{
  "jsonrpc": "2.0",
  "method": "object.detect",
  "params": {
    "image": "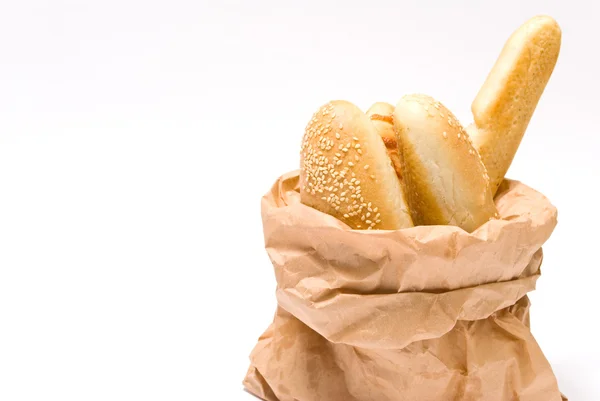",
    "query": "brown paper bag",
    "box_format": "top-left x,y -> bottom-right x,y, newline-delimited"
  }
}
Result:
243,170 -> 567,401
